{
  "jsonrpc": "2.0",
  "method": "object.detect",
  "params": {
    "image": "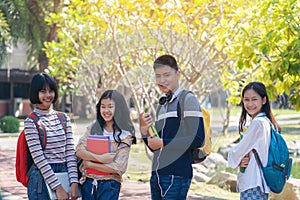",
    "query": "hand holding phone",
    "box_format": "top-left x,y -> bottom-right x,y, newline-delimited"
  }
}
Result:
143,105 -> 159,138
